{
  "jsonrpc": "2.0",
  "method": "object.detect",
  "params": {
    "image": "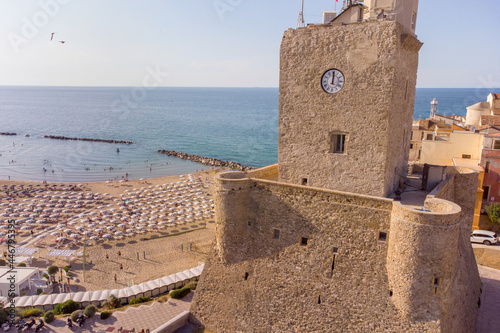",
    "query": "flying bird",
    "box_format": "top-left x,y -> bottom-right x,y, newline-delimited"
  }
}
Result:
59,41 -> 65,44
50,32 -> 55,41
